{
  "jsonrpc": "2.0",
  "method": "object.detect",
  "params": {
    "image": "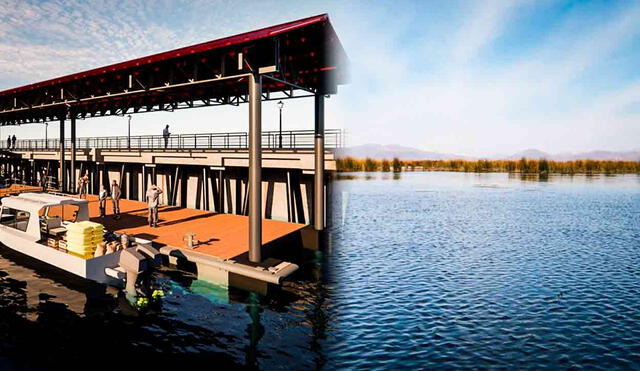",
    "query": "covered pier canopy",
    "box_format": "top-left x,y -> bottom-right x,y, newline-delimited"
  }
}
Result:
0,14 -> 346,264
0,13 -> 347,125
